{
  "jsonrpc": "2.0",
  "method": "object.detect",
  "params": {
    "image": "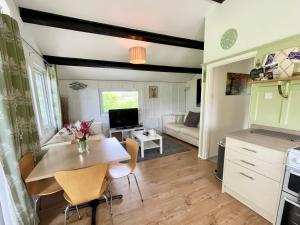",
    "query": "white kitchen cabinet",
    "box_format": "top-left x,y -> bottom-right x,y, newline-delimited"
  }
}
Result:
223,137 -> 286,224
